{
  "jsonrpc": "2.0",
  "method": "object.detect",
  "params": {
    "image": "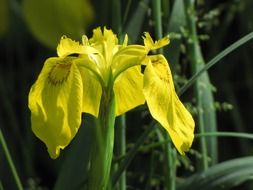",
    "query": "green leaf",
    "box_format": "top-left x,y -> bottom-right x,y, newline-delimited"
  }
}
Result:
53,115 -> 94,190
22,0 -> 94,49
177,156 -> 253,190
